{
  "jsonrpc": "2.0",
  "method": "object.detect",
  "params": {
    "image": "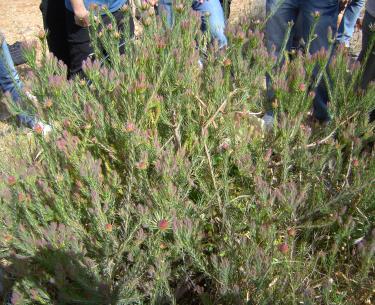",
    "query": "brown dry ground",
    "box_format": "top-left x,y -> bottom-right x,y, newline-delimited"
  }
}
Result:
0,0 -> 43,44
